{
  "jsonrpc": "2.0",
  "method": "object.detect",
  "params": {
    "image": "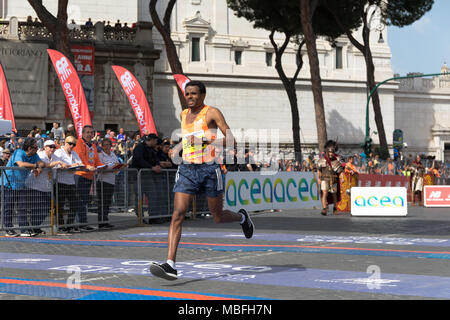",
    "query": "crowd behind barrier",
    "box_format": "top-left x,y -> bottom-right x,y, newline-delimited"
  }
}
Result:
219,149 -> 450,182
1,123 -> 449,236
0,124 -> 184,237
